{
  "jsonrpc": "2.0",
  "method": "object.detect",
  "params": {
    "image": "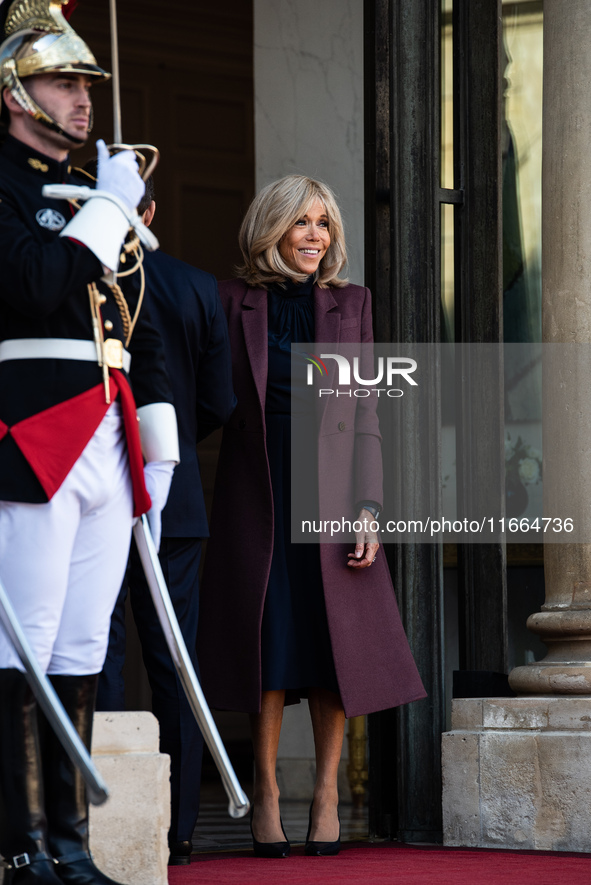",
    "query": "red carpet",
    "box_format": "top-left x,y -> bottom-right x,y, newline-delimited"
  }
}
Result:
168,841 -> 591,884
